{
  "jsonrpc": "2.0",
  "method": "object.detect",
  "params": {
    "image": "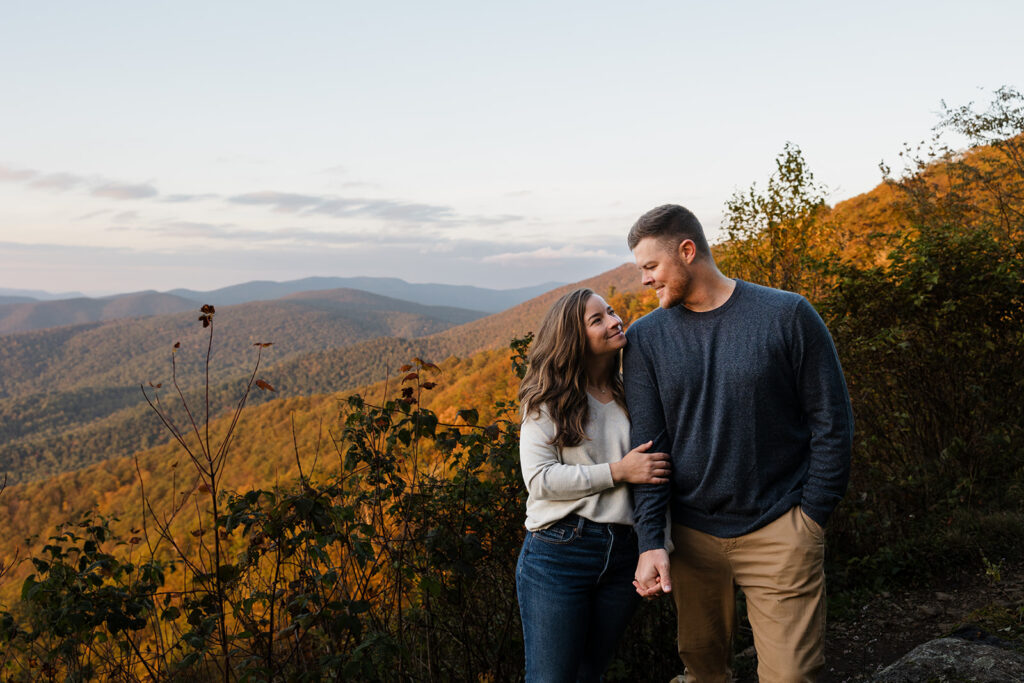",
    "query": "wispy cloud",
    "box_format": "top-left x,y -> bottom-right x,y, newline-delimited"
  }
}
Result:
318,166 -> 383,190
481,245 -> 616,265
228,191 -> 462,224
150,220 -> 238,238
0,164 -> 37,182
148,220 -> 408,247
92,183 -> 158,200
3,160 -> 523,230
314,197 -> 456,222
229,190 -> 525,227
30,172 -> 87,192
472,213 -> 523,226
126,217 -> 542,257
76,209 -> 110,221
229,191 -> 323,212
161,193 -> 220,203
158,224 -> 392,248
2,162 -> 154,199
268,227 -> 383,245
